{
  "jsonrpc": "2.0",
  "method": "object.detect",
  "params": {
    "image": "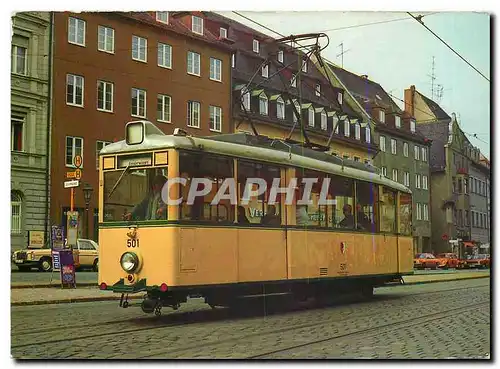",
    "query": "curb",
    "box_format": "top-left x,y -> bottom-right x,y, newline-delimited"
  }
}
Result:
11,274 -> 489,307
11,283 -> 97,289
